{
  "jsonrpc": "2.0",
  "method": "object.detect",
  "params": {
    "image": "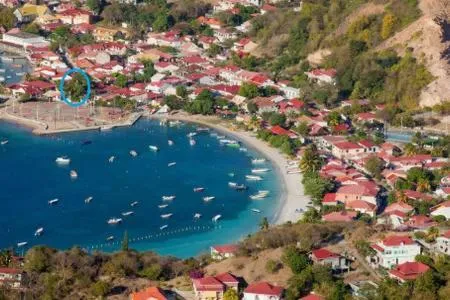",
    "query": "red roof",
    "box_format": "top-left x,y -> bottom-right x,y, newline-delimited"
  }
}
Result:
300,294 -> 324,300
442,230 -> 450,239
131,287 -> 167,300
270,125 -> 296,138
322,193 -> 337,203
211,244 -> 238,254
389,262 -> 429,281
311,248 -> 339,260
309,68 -> 337,77
244,282 -> 284,296
346,200 -> 376,211
0,268 -> 21,275
334,141 -> 361,150
322,211 -> 357,222
385,202 -> 414,214
403,190 -> 433,201
337,185 -> 376,197
382,235 -> 414,246
214,272 -> 239,284
193,276 -> 224,292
